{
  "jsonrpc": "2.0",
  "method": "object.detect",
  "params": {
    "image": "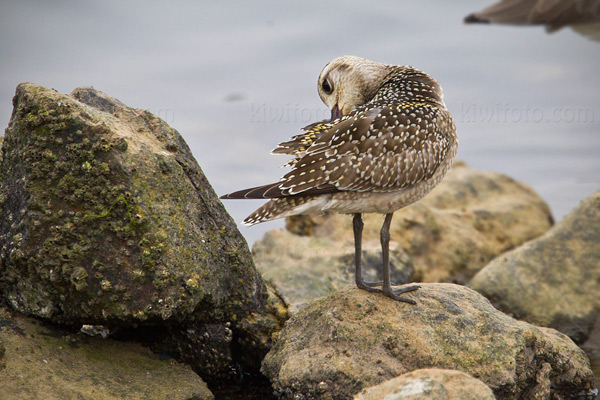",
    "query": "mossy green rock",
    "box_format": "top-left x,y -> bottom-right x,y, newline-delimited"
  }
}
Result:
0,83 -> 266,326
261,284 -> 596,399
0,307 -> 213,400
